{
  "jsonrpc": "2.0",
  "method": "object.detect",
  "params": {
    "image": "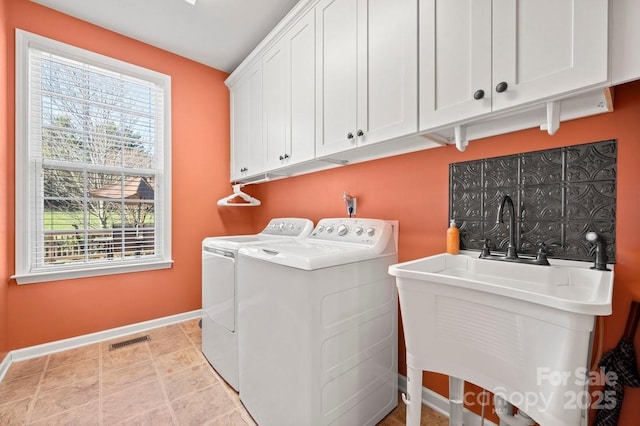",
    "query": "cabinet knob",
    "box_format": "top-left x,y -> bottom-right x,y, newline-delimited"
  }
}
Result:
279,154 -> 289,160
473,89 -> 485,100
347,132 -> 354,139
240,167 -> 247,173
495,81 -> 508,93
279,155 -> 284,160
284,153 -> 289,159
357,129 -> 364,137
